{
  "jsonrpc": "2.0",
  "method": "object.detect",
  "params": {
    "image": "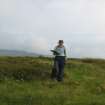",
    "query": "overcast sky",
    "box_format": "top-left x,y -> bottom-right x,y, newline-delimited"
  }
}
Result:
0,0 -> 105,58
